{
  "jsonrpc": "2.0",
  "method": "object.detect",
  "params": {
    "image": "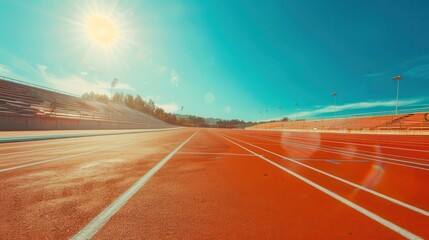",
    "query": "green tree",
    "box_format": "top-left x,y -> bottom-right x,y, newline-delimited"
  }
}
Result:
146,99 -> 156,114
112,92 -> 125,103
124,94 -> 134,107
